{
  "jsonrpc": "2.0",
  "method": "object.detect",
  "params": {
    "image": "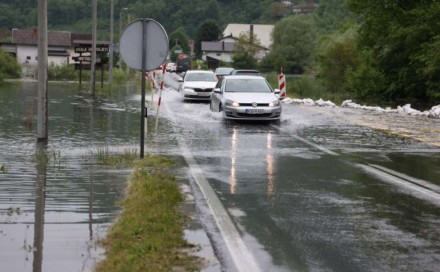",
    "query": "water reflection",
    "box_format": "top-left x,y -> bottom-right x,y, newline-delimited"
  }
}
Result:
228,127 -> 277,199
33,143 -> 47,272
0,82 -> 138,272
230,127 -> 237,194
266,132 -> 276,205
